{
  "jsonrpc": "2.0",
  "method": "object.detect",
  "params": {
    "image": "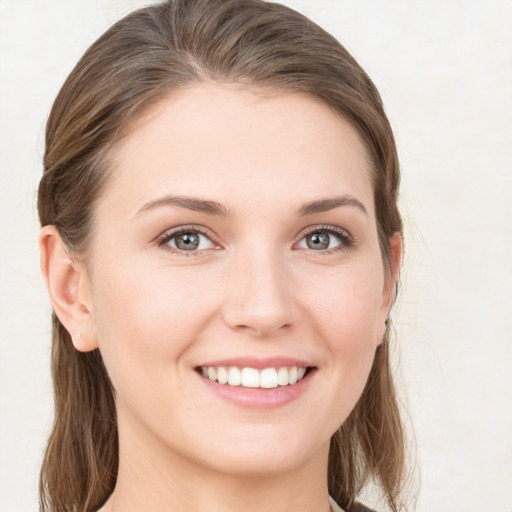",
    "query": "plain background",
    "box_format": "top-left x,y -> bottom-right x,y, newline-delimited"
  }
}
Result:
0,1 -> 511,510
